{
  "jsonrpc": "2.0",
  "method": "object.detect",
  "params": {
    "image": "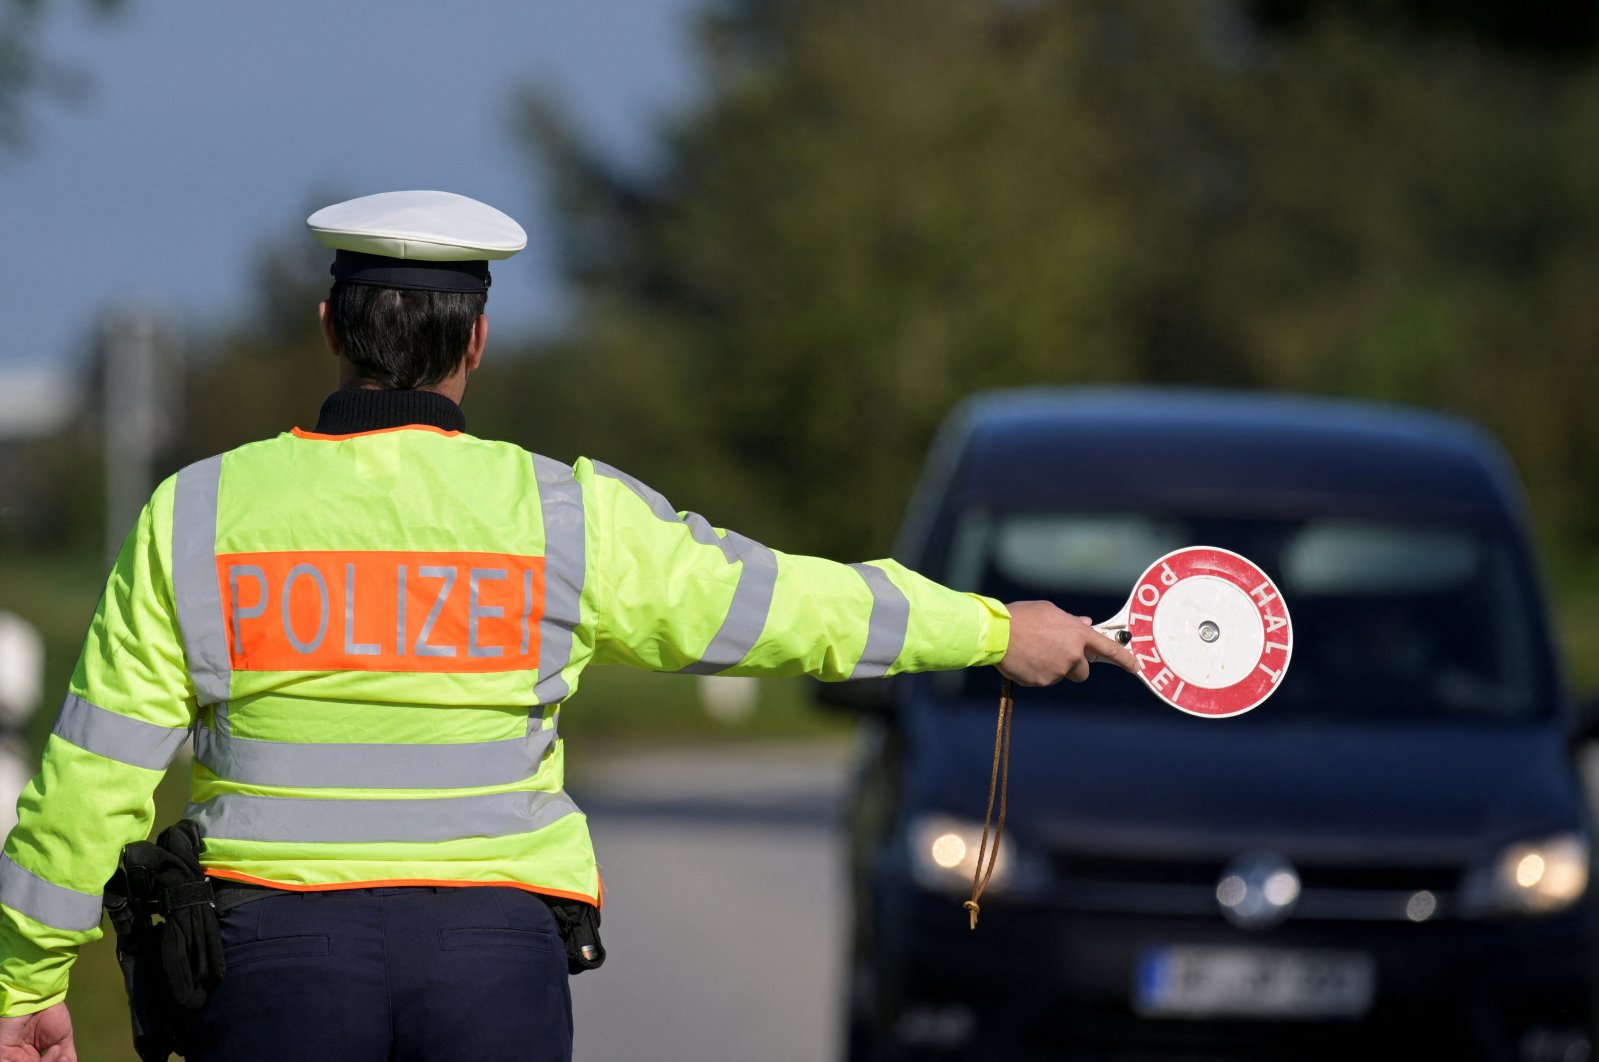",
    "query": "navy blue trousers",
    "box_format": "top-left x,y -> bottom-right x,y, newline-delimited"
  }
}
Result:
184,885 -> 573,1062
